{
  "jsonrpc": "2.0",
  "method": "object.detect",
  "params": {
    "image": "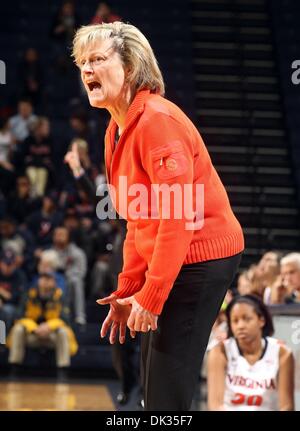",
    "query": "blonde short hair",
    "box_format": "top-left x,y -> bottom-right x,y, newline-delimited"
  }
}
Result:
40,249 -> 60,270
281,252 -> 300,270
72,22 -> 165,96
